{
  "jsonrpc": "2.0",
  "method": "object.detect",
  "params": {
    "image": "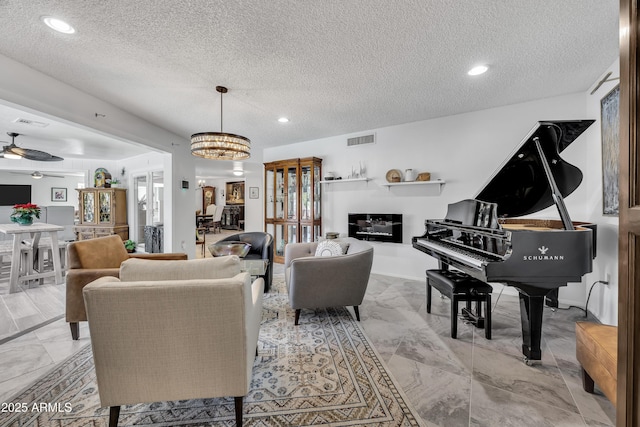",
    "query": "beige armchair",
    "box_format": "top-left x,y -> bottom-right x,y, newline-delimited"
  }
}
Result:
83,256 -> 264,427
66,235 -> 187,340
285,238 -> 373,325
